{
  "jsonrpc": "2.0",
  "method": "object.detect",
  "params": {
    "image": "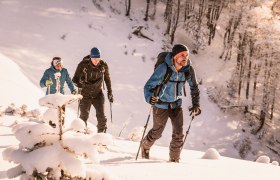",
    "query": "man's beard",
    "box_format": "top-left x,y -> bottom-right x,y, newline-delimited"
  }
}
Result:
179,59 -> 188,66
